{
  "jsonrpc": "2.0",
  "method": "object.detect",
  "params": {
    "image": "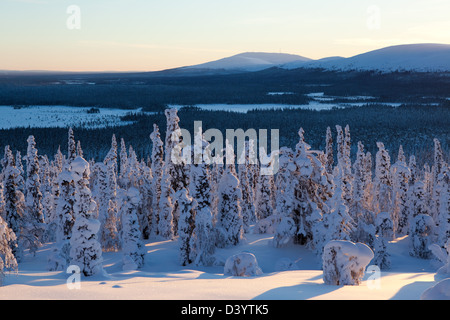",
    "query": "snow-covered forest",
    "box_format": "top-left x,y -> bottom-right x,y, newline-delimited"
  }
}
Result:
0,108 -> 448,297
